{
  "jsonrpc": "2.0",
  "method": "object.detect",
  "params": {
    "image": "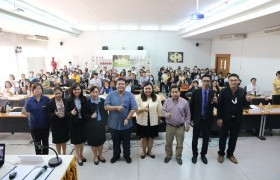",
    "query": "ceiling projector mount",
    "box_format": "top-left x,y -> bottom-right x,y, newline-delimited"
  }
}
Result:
191,0 -> 204,20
